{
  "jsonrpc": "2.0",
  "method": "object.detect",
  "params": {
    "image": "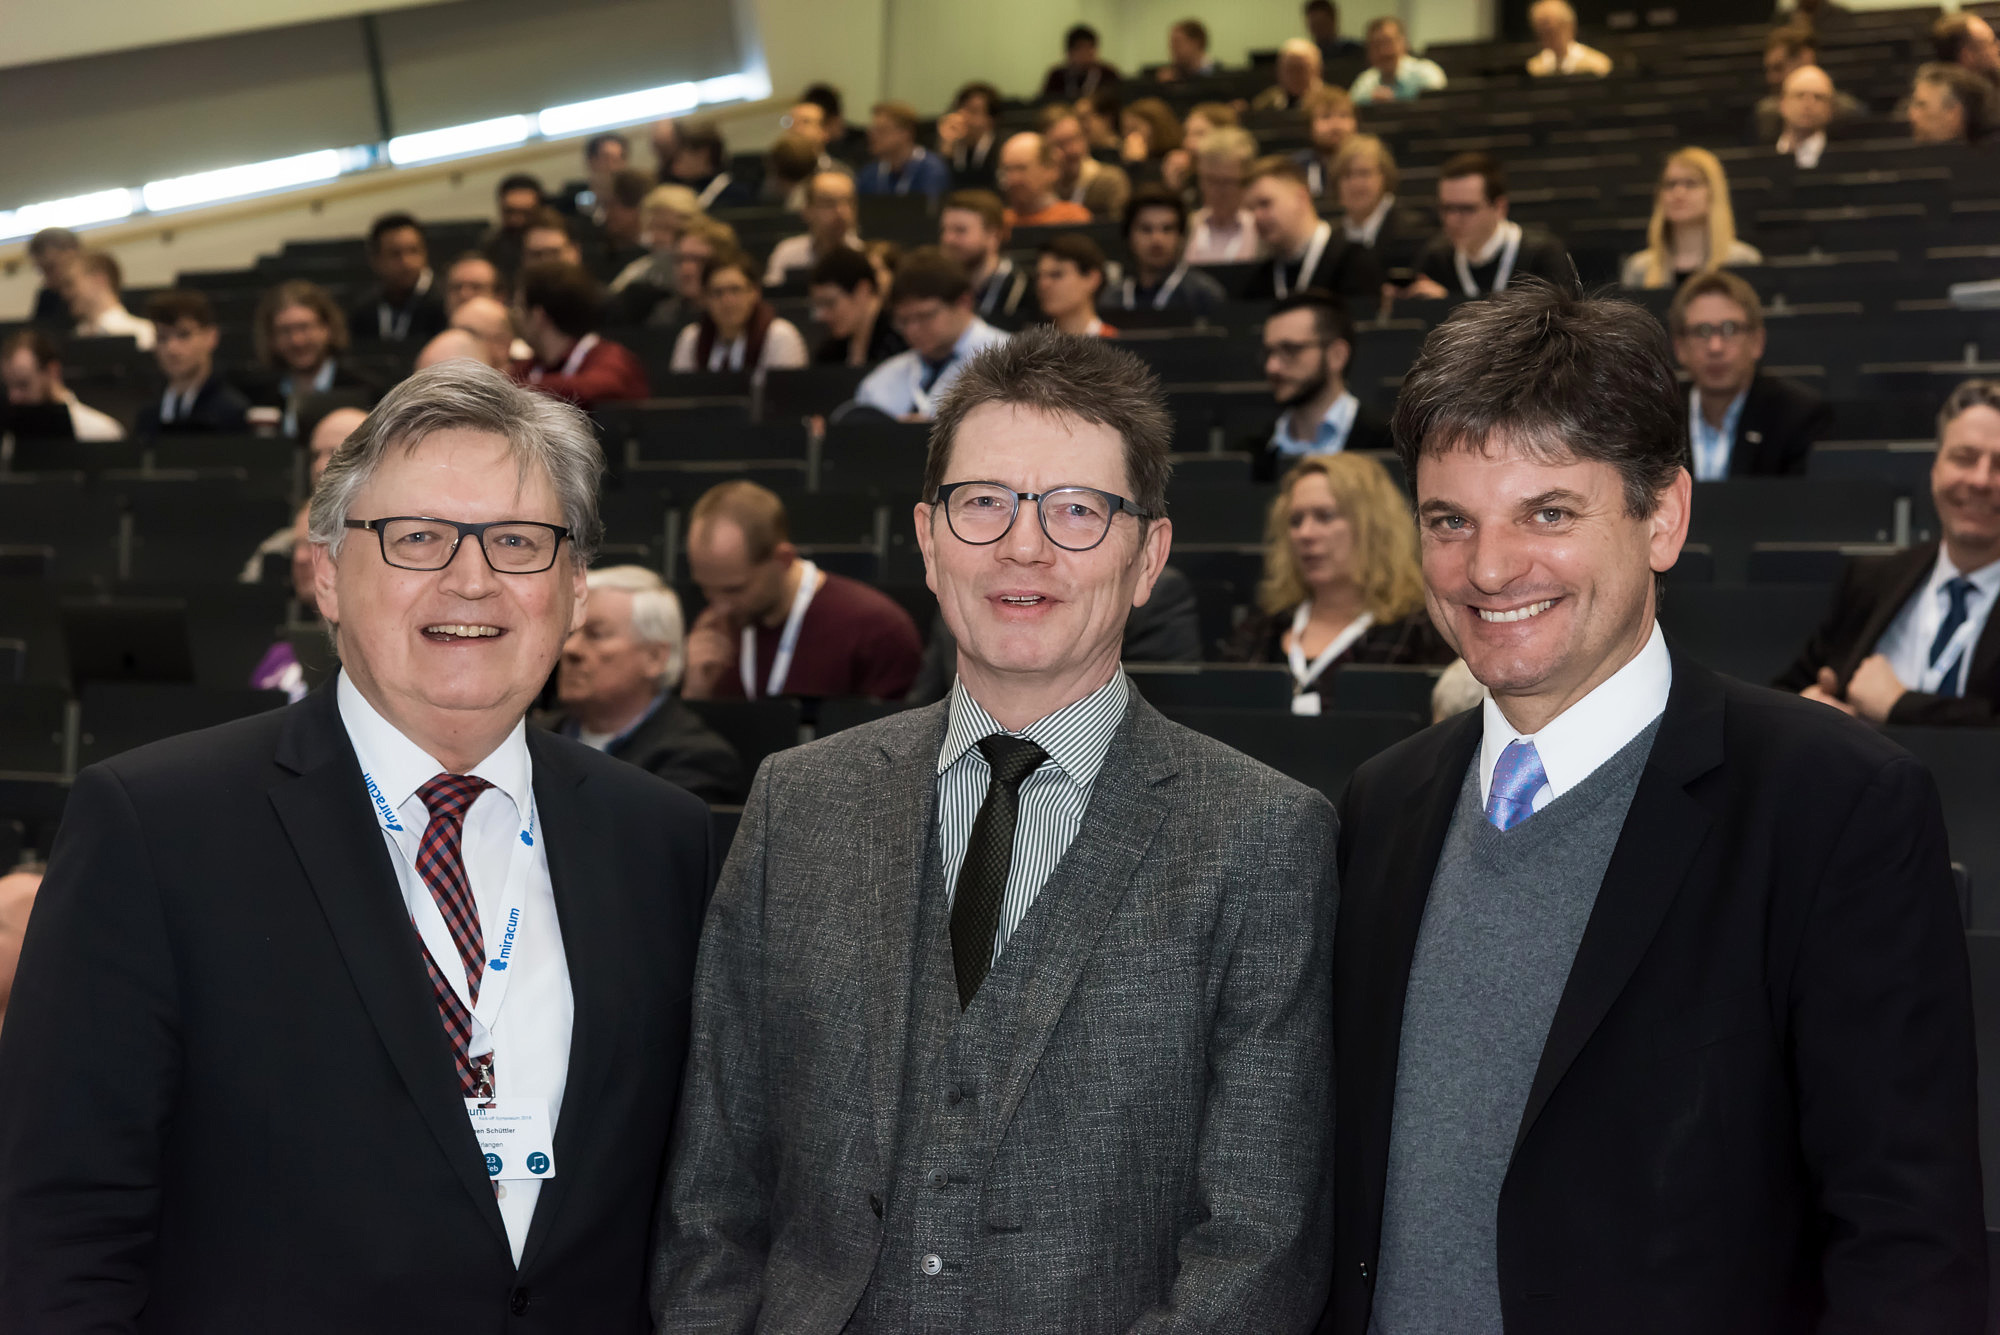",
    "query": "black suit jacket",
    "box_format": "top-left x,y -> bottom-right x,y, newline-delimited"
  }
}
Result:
539,695 -> 745,804
1775,541 -> 2000,724
1326,651 -> 1984,1334
345,284 -> 449,345
0,687 -> 713,1332
1413,225 -> 1574,295
1726,373 -> 1831,477
1240,229 -> 1383,303
133,374 -> 252,440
